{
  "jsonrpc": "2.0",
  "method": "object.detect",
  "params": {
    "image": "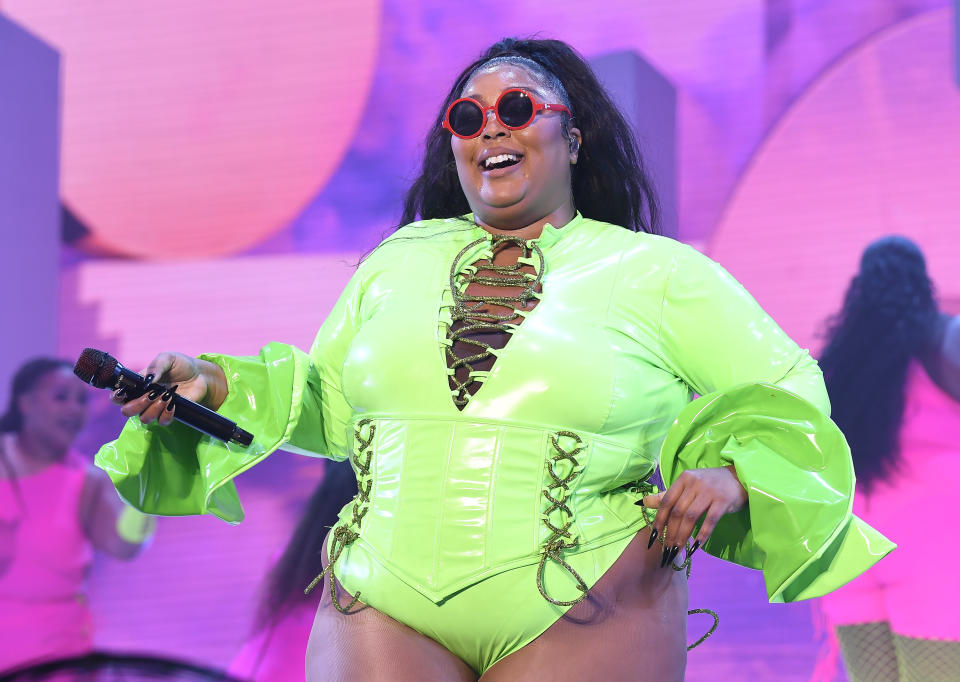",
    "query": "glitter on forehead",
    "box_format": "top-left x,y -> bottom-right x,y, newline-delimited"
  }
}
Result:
463,56 -> 573,114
